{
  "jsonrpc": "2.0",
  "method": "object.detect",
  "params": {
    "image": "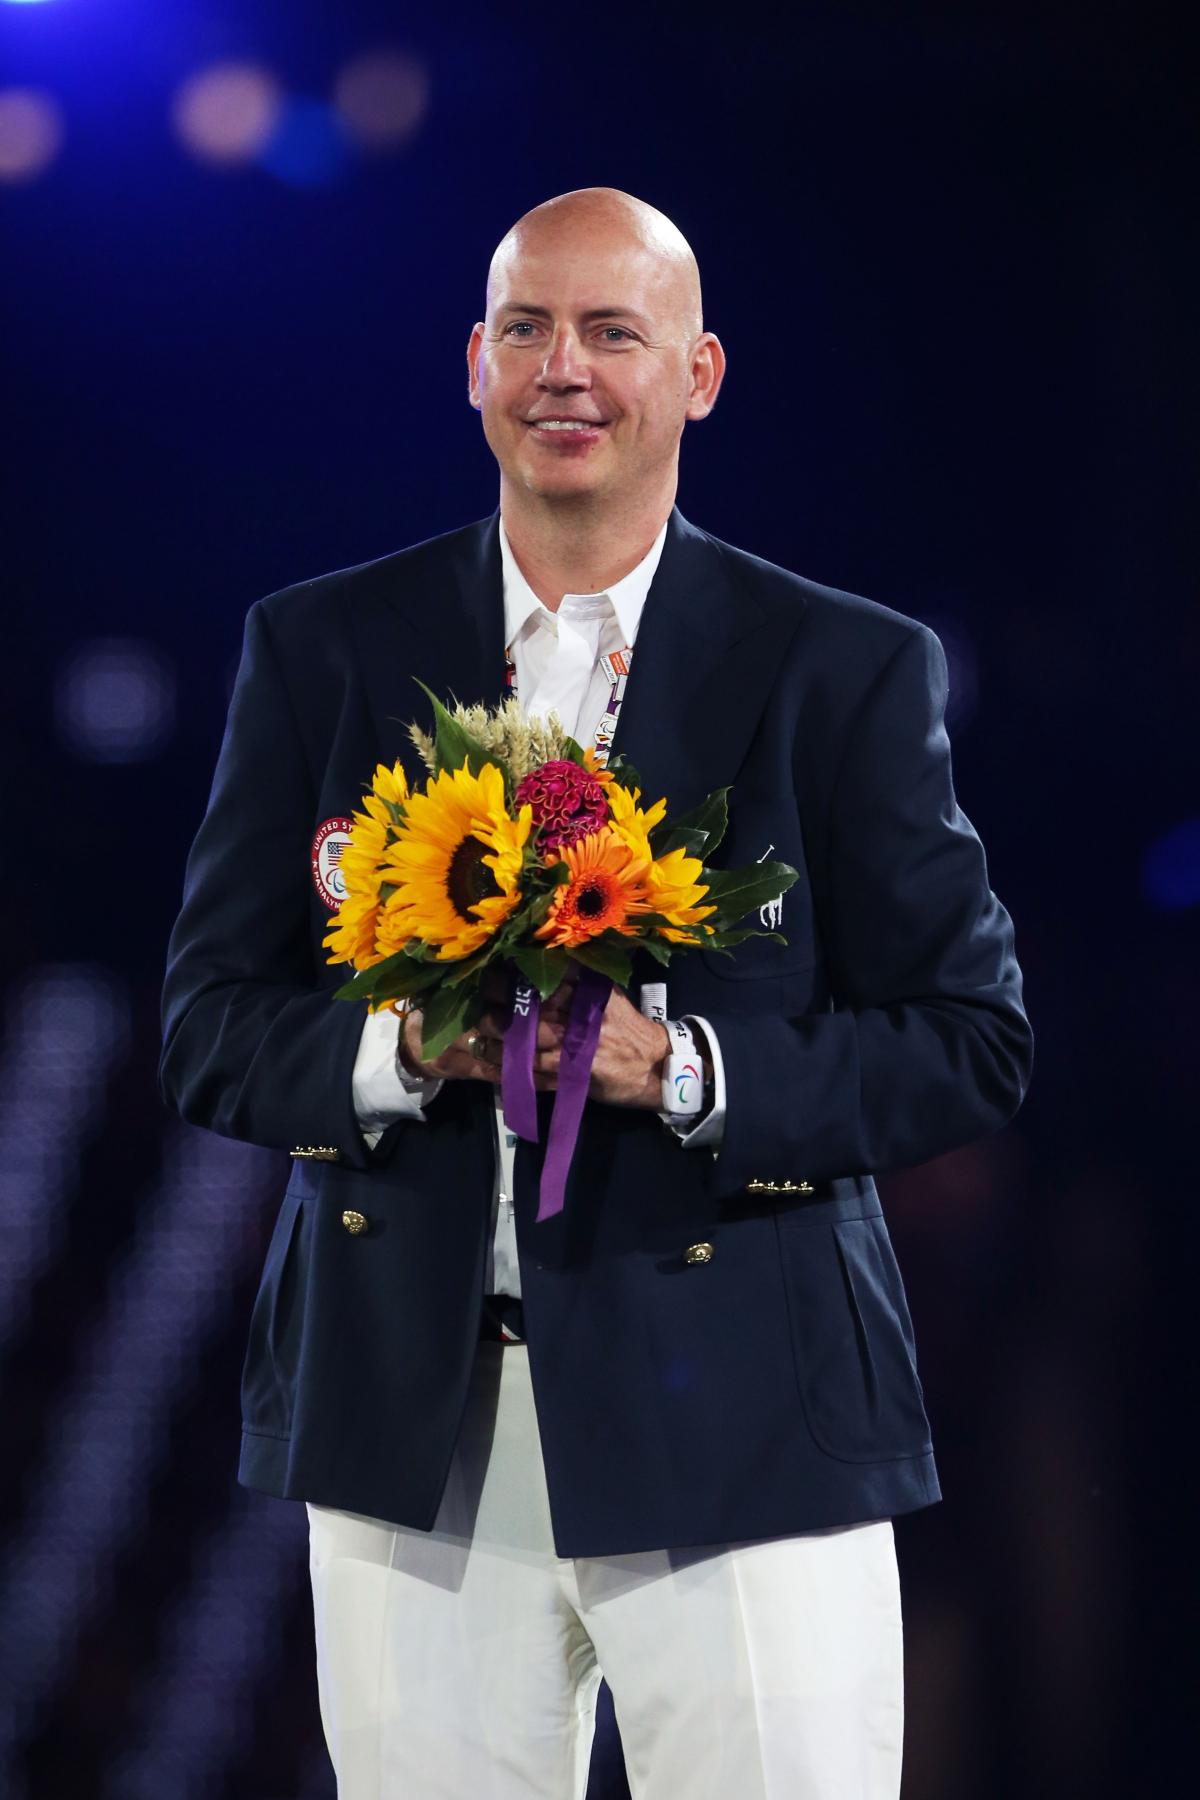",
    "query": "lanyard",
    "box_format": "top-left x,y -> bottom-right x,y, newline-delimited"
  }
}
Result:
504,641 -> 633,770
